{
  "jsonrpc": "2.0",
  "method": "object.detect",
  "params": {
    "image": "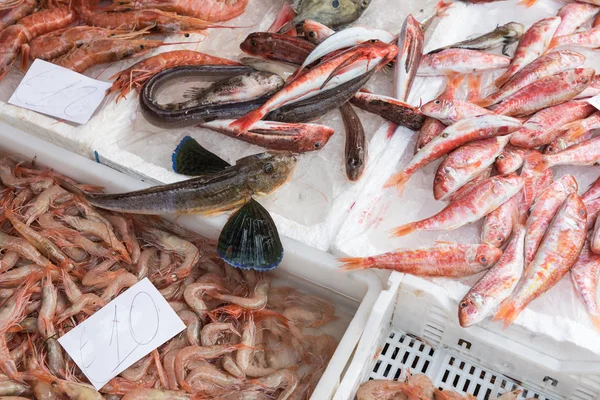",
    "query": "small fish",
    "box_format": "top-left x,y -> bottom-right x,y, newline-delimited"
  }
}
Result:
495,193 -> 587,328
448,166 -> 492,203
231,40 -> 397,132
482,194 -> 519,248
493,68 -> 594,117
527,136 -> 600,172
428,22 -> 524,56
290,0 -> 371,30
392,175 -> 524,237
240,32 -> 315,65
559,111 -> 600,141
418,49 -> 510,76
509,100 -> 596,148
544,127 -> 594,154
60,151 -> 297,216
199,119 -> 334,152
550,25 -> 600,50
385,114 -> 522,192
518,151 -> 554,216
395,15 -> 424,102
575,74 -> 600,99
571,239 -> 600,331
434,136 -> 510,201
339,242 -> 502,277
494,17 -> 561,88
524,175 -> 578,265
477,50 -> 586,108
495,144 -> 528,174
340,103 -> 366,181
459,225 -> 525,327
349,92 -> 426,130
554,2 -> 599,37
301,19 -> 335,44
420,99 -> 493,125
